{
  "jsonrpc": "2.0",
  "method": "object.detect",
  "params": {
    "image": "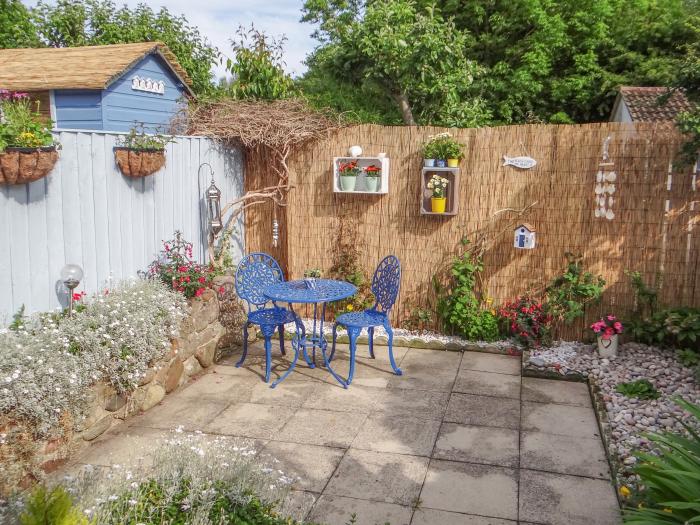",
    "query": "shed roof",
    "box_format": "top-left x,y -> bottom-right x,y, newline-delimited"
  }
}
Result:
516,223 -> 535,232
0,42 -> 194,95
612,86 -> 693,122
